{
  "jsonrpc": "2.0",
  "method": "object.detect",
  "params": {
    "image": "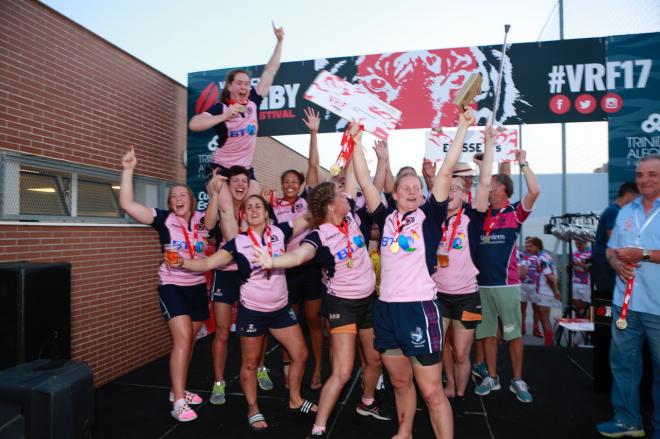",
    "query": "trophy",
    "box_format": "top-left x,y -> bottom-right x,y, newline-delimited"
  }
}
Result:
453,72 -> 483,111
330,122 -> 364,176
